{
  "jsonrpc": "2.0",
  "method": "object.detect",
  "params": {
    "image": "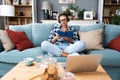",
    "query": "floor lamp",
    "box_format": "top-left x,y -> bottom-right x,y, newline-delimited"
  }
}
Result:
0,5 -> 15,29
41,1 -> 51,20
